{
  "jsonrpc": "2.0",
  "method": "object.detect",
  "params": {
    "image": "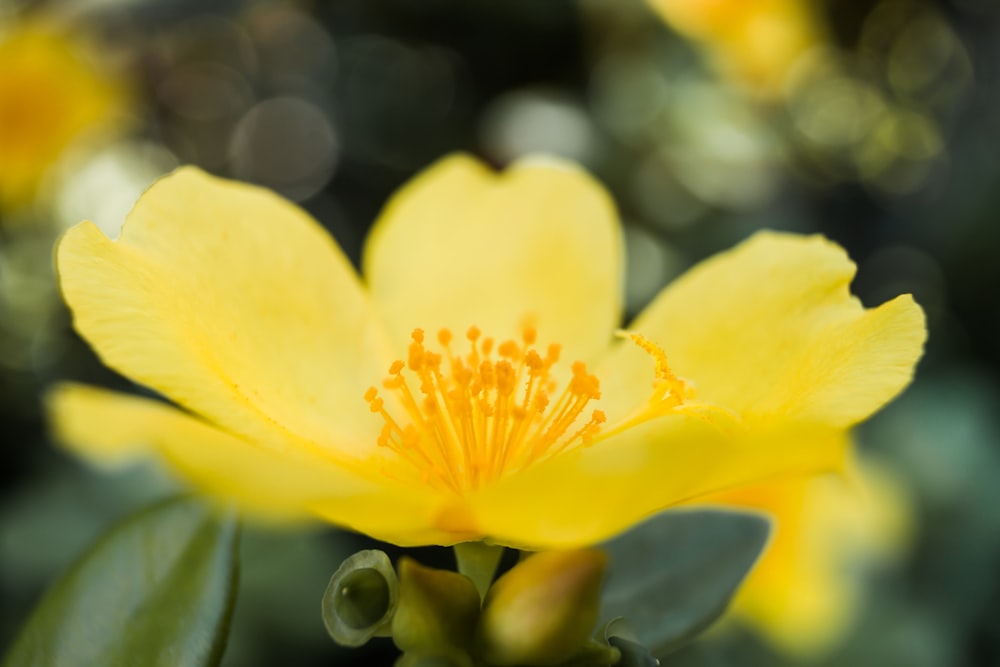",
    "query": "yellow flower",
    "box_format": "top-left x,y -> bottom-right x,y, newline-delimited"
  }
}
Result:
644,0 -> 825,95
708,456 -> 911,656
47,154 -> 925,548
0,20 -> 124,208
